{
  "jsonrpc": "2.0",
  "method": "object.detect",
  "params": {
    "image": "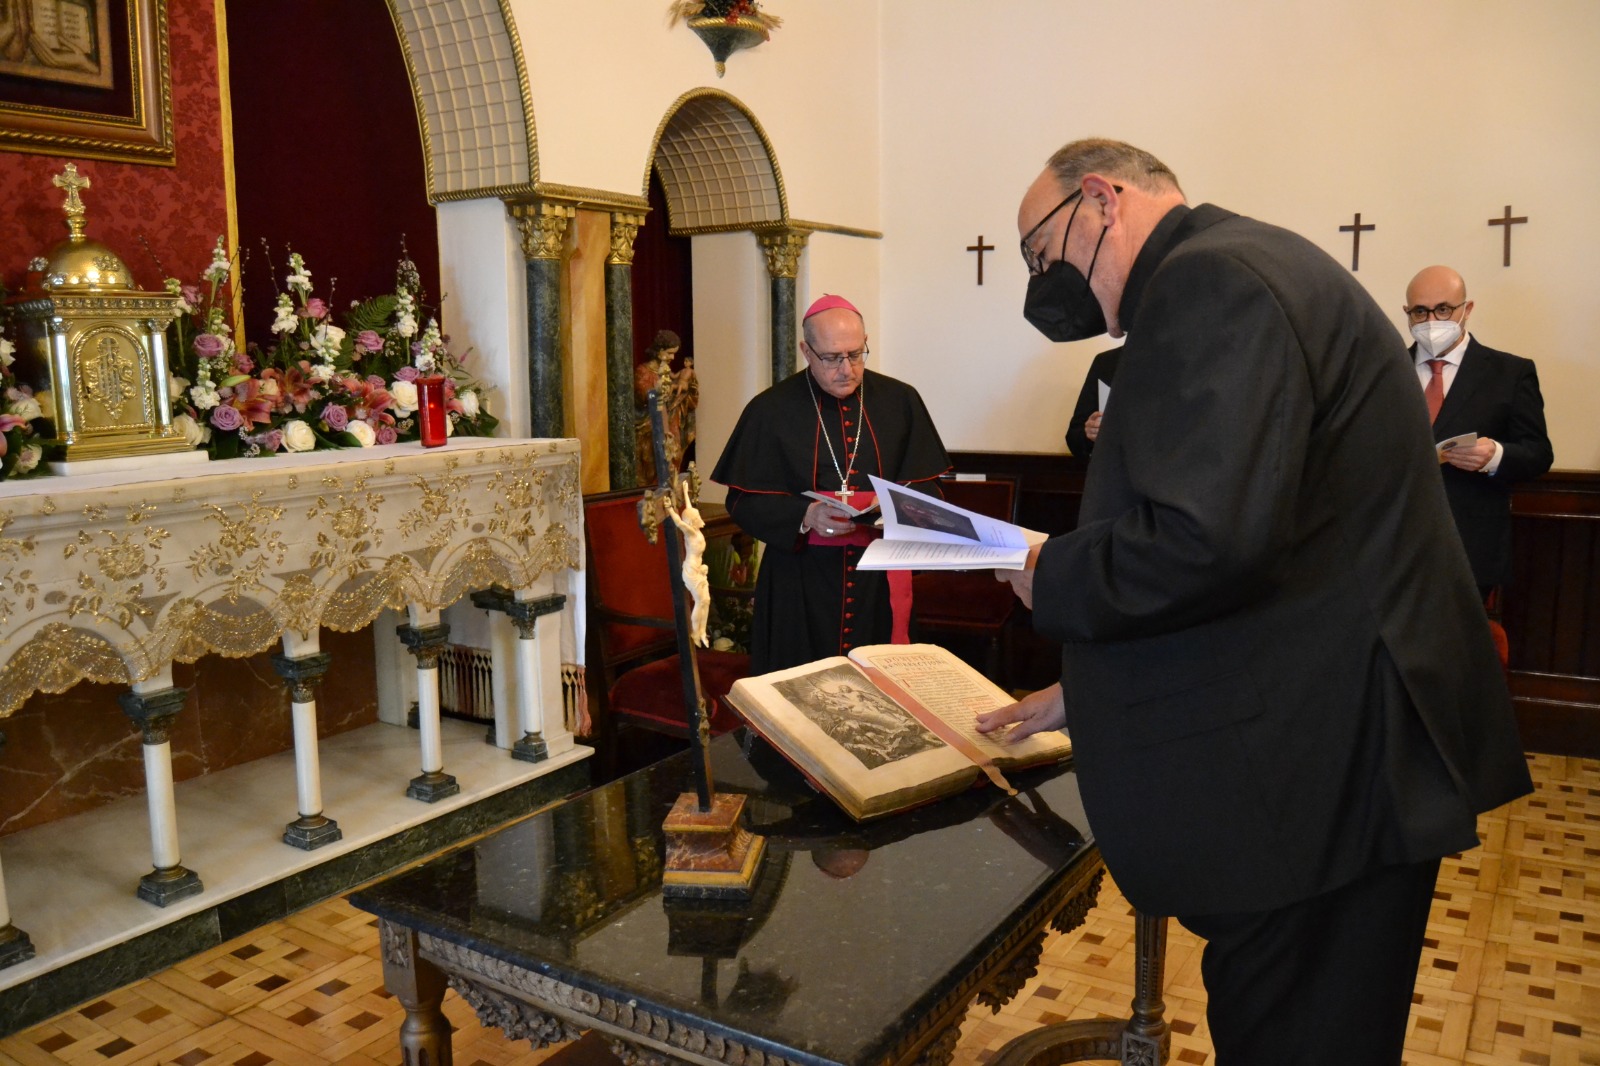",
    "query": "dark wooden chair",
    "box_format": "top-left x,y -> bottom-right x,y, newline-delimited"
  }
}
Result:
911,476 -> 1021,686
583,489 -> 750,772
